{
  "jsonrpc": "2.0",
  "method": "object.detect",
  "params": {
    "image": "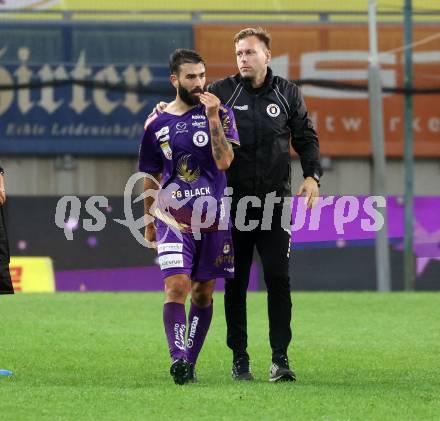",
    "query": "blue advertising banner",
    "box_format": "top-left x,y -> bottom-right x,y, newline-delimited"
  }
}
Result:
0,23 -> 192,154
